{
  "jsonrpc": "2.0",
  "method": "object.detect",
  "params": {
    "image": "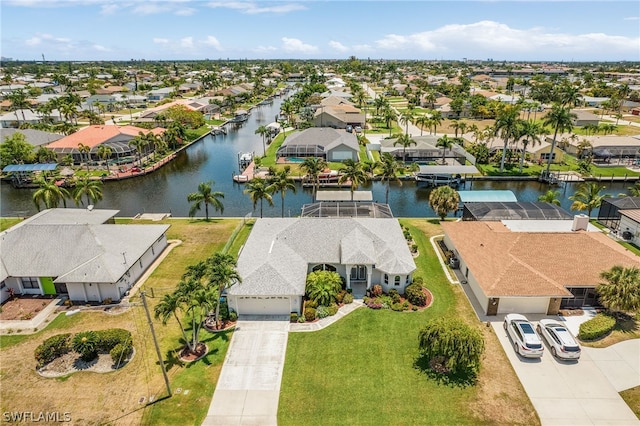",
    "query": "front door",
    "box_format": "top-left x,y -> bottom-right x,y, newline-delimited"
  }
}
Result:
350,265 -> 367,283
54,282 -> 68,294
